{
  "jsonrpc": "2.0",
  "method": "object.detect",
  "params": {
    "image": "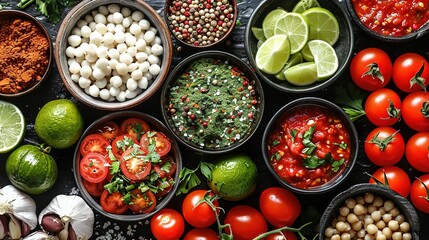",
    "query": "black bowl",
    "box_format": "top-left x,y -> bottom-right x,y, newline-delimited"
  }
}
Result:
261,97 -> 358,194
245,0 -> 354,93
